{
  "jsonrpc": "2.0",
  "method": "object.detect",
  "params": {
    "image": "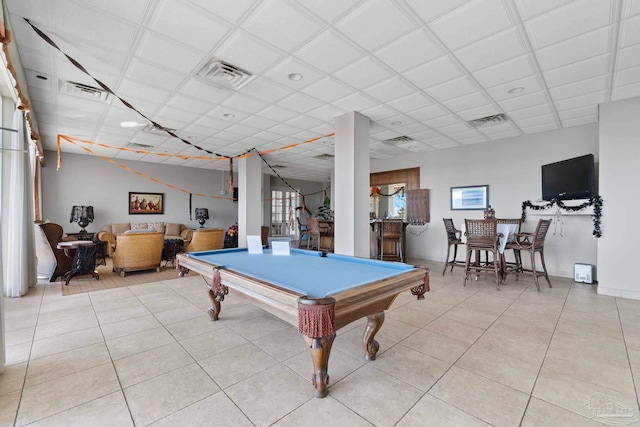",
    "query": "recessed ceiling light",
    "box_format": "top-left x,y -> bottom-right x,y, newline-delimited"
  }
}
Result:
390,121 -> 402,126
223,113 -> 235,118
508,86 -> 525,94
288,73 -> 303,81
120,121 -> 145,128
